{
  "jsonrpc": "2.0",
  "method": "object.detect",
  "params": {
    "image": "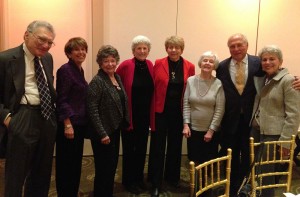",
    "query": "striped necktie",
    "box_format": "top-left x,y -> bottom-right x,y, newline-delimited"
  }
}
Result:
34,57 -> 53,119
